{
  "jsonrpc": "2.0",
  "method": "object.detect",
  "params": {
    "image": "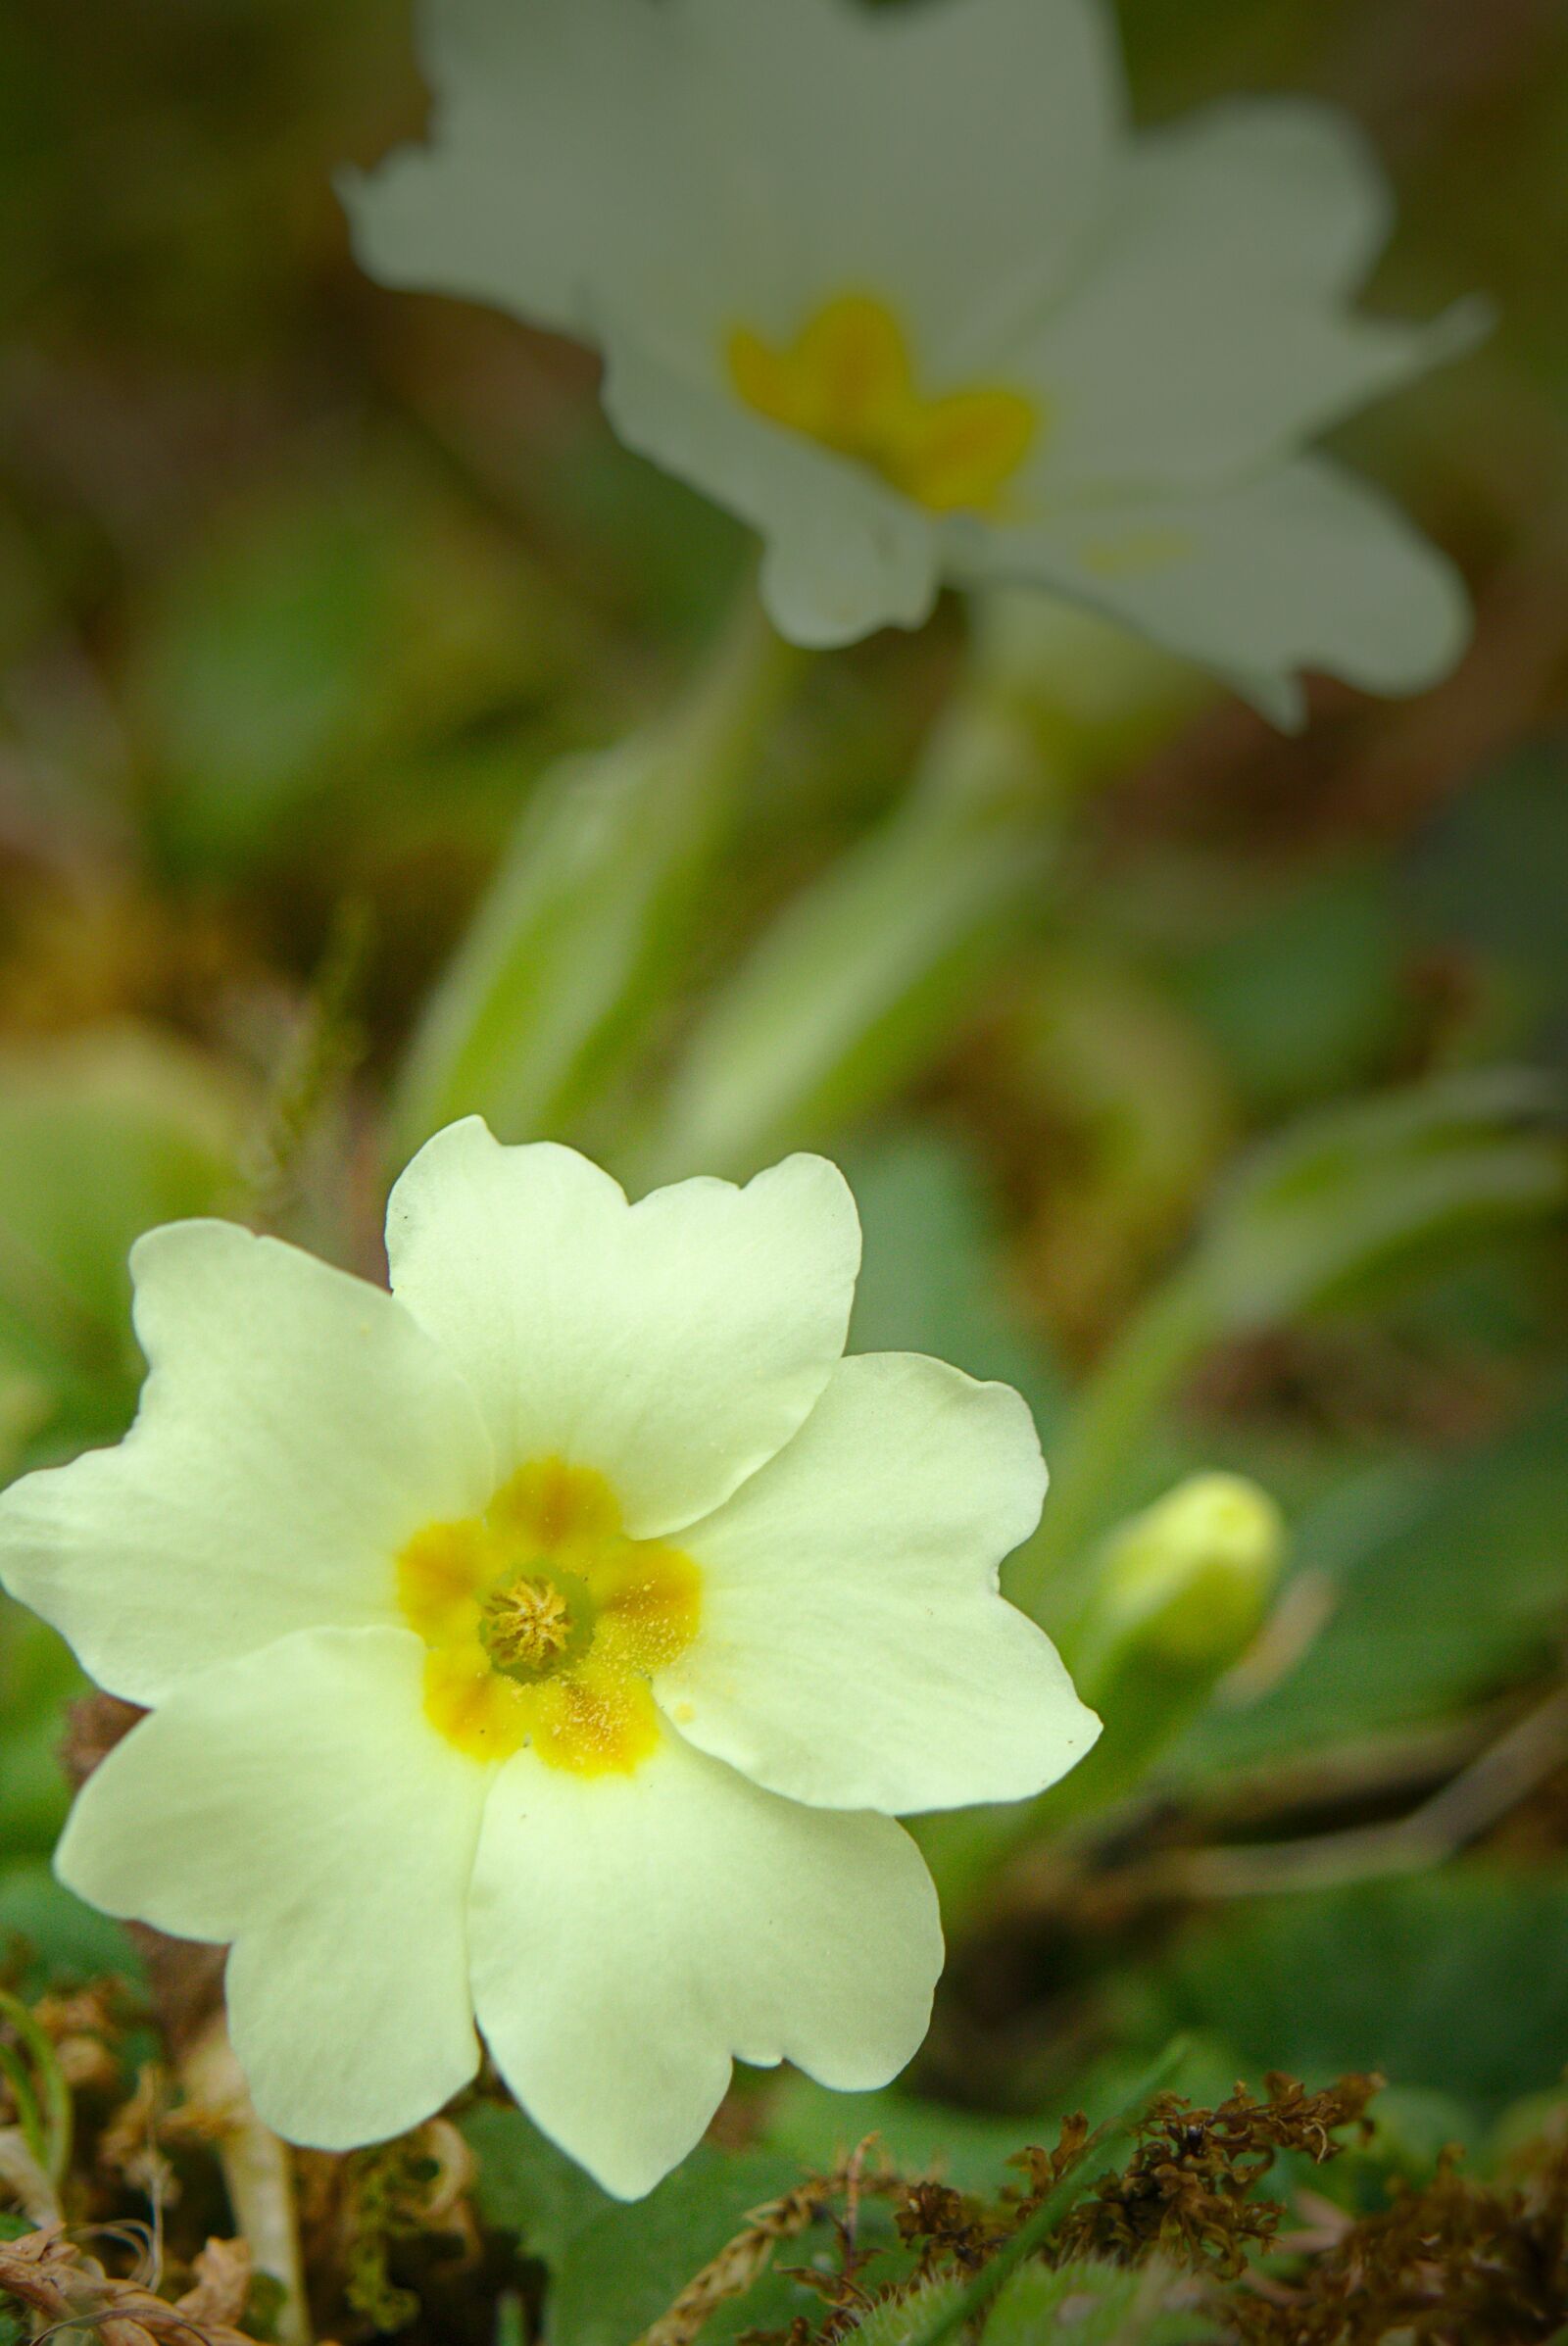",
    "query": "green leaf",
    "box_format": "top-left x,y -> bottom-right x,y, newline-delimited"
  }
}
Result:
1329,2087 -> 1475,2201
0,1601 -> 83,1856
762,2074 -> 1052,2198
974,593 -> 1212,781
392,596 -> 801,1162
130,456 -> 565,877
1180,1380 -> 1568,1768
1406,744 -> 1568,1053
993,944 -> 1235,1337
0,1857 -> 145,1992
890,2041 -> 1191,2346
461,2104 -> 810,2346
1144,1870 -> 1568,2126
461,2103 -> 610,2272
635,721 -> 1054,1185
852,2281 -> 966,2346
636,606 -> 1221,1189
844,1128 -> 1067,1437
1014,1070 -> 1566,1620
1196,1069 -> 1566,1334
0,1027 -> 246,1437
526,418 -> 750,648
985,2259 -> 1210,2346
1171,863 -> 1407,1115
543,2145 -> 808,2346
